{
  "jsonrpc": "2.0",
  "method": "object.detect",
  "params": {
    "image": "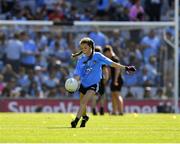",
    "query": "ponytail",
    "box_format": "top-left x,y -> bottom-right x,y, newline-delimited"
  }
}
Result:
71,51 -> 83,58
